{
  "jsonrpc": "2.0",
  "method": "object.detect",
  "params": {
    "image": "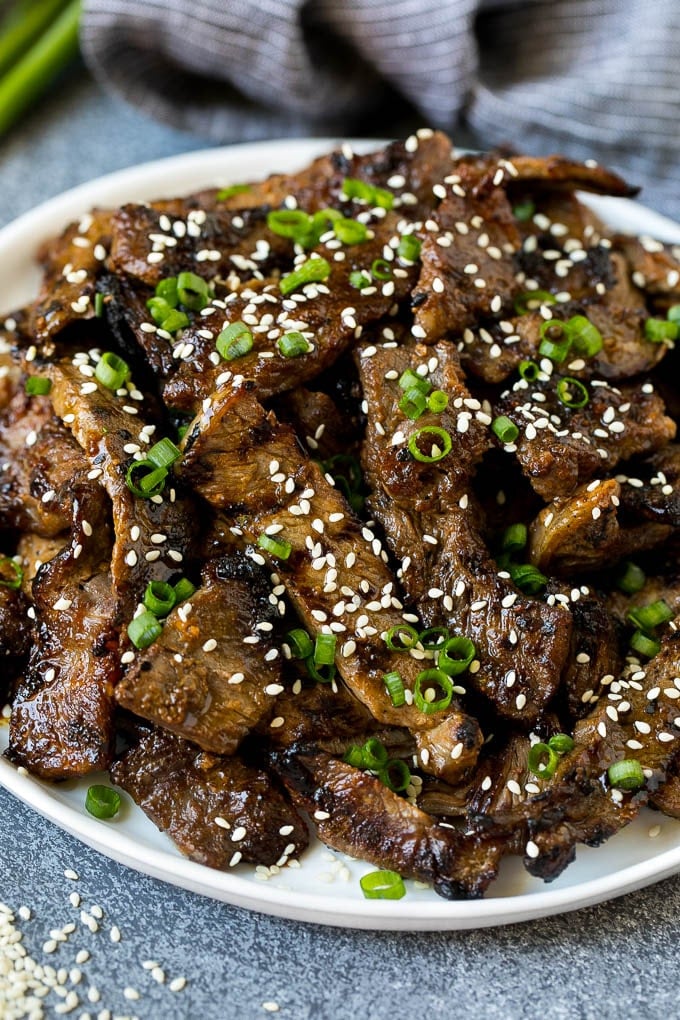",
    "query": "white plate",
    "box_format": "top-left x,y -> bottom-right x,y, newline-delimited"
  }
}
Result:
2,138 -> 680,932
